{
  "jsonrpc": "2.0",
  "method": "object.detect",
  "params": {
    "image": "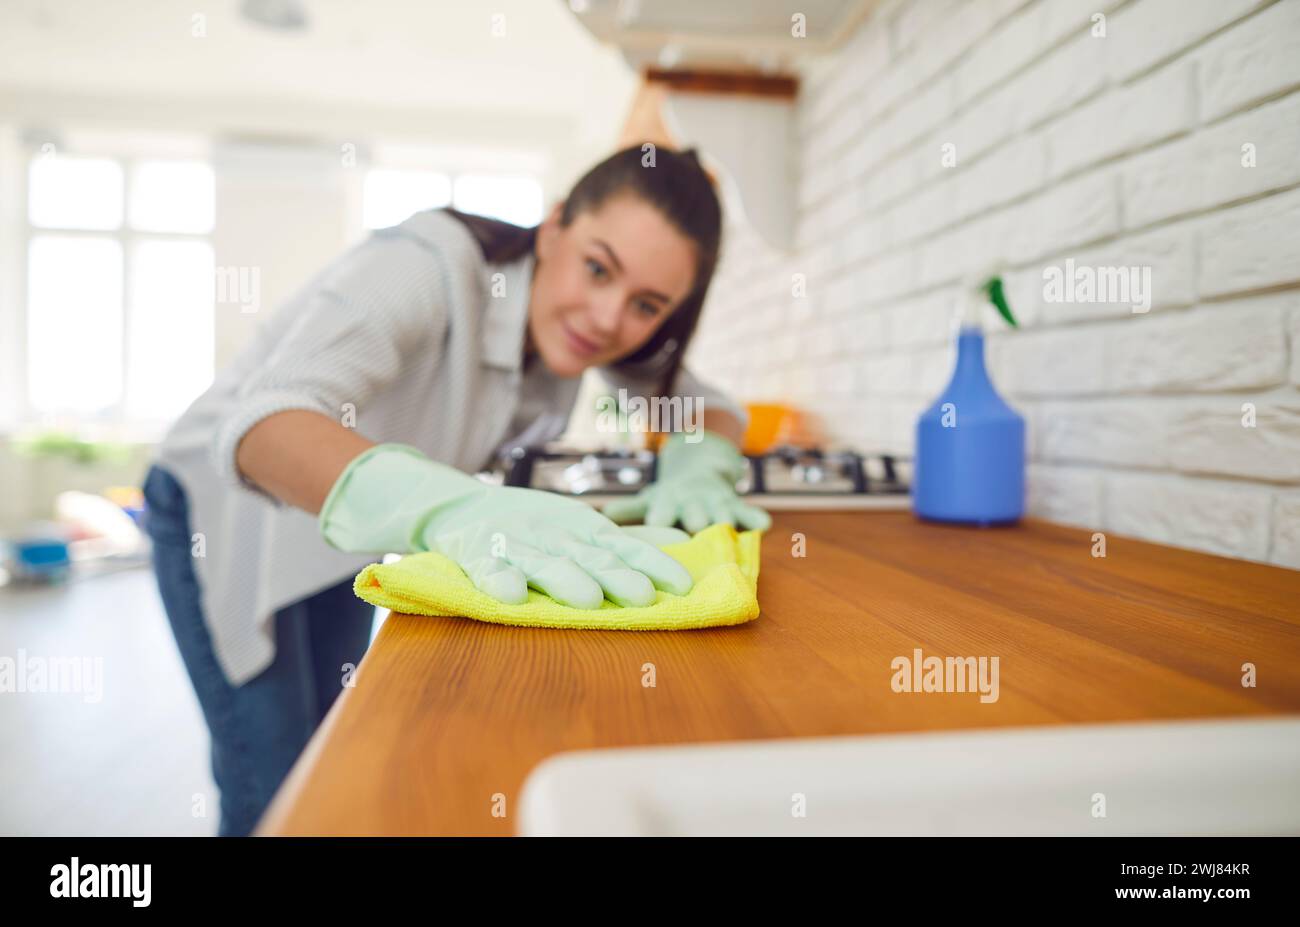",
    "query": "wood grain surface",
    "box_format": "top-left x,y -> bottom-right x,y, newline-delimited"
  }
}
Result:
257,512 -> 1300,836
